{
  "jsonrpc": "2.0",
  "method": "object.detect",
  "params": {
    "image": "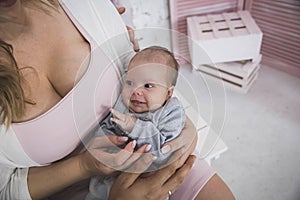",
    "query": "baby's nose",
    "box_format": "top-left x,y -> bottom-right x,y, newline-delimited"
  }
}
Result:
133,87 -> 143,96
